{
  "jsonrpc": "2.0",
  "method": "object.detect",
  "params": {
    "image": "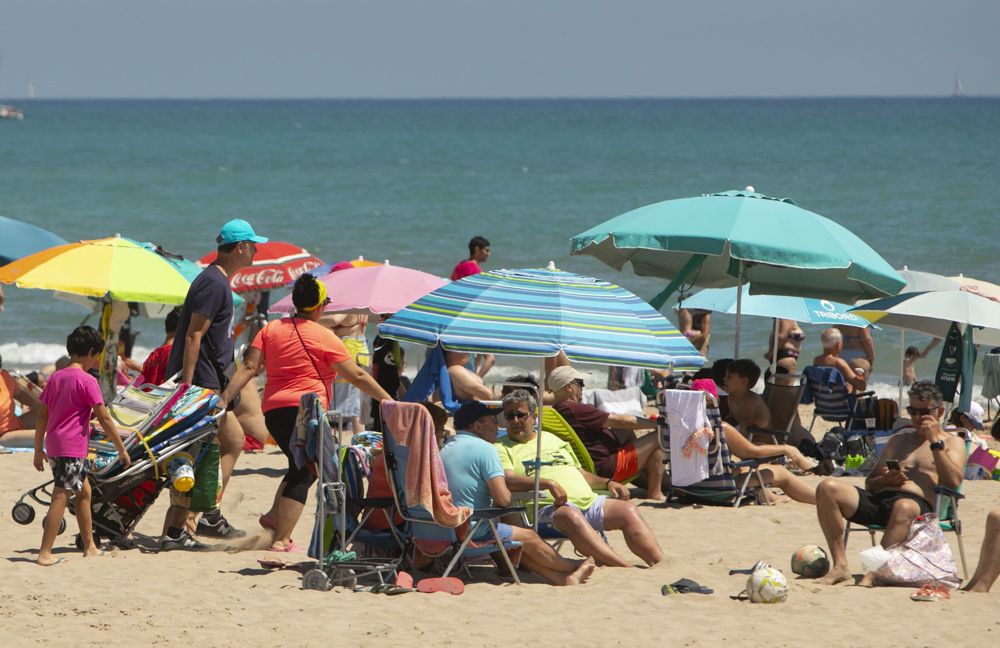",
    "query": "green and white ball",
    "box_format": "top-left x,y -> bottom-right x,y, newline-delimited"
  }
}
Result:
791,544 -> 830,578
748,567 -> 789,604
